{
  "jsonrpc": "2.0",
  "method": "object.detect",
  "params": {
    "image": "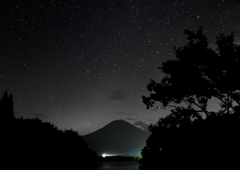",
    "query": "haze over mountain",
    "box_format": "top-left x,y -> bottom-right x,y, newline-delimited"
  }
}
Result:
83,119 -> 151,157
